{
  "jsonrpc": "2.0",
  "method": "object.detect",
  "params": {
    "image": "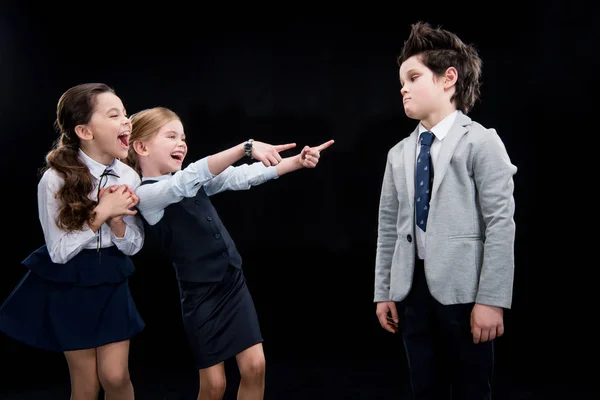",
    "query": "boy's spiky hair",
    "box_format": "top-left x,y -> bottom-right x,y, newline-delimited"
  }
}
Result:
397,22 -> 482,113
